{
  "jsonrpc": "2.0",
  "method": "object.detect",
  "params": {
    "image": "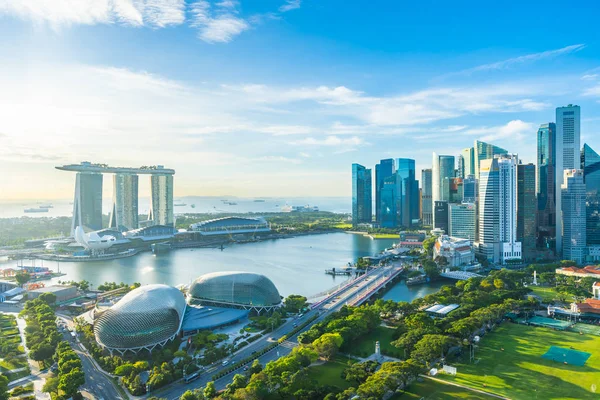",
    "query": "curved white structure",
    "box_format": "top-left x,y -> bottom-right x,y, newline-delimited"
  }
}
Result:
74,226 -> 116,250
